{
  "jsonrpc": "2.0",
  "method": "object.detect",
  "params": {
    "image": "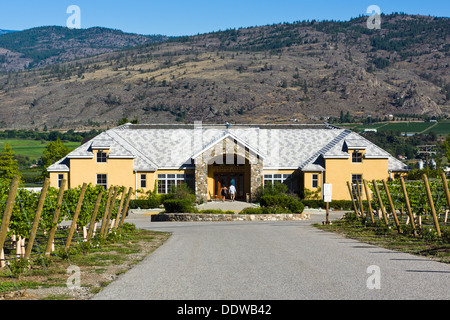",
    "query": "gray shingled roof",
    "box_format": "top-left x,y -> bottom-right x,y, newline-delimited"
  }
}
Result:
47,124 -> 410,172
